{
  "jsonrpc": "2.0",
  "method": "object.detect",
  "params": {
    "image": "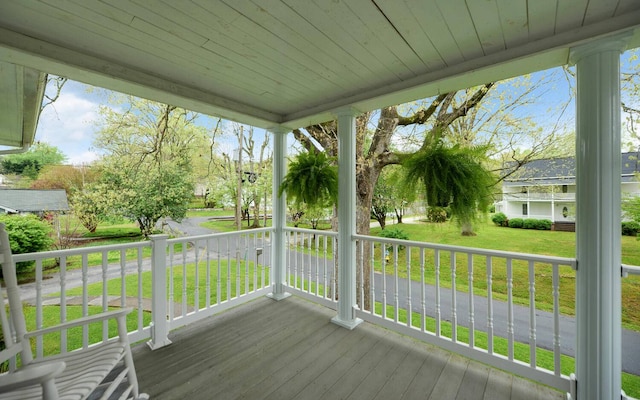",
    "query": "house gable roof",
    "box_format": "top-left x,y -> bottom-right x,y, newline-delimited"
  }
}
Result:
504,152 -> 640,186
0,189 -> 69,213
